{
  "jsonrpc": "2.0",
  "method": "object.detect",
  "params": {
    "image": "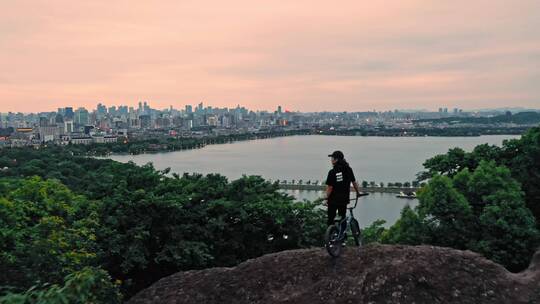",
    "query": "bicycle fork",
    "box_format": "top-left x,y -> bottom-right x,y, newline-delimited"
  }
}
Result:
338,218 -> 348,241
